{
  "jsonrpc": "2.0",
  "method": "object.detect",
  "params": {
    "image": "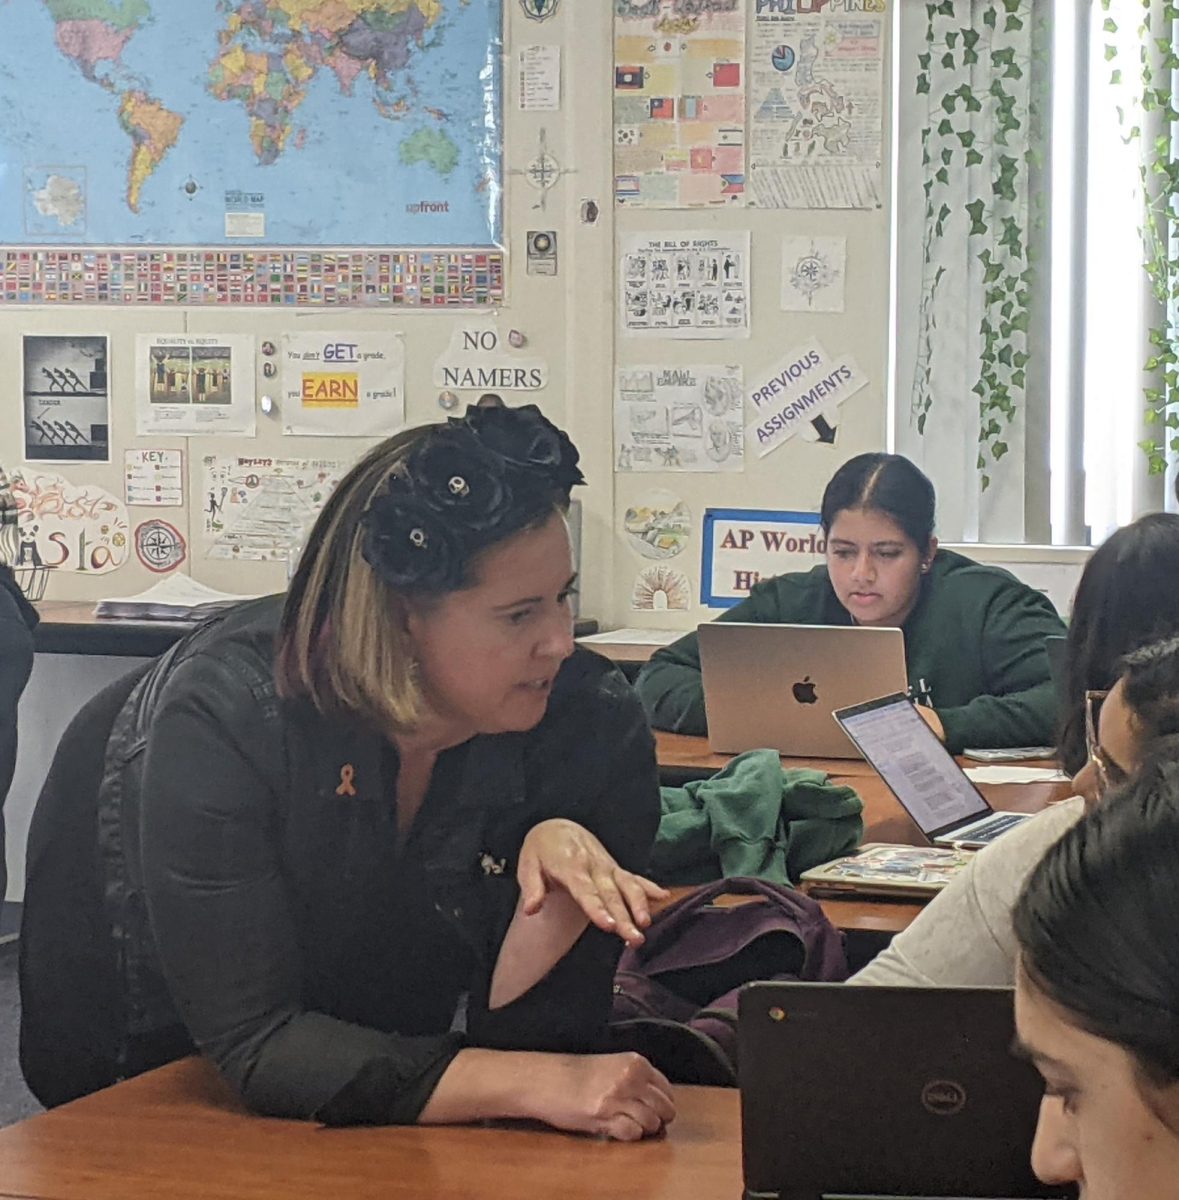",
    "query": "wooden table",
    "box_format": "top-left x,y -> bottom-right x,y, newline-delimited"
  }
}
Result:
0,1058 -> 741,1200
655,731 -> 1070,937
